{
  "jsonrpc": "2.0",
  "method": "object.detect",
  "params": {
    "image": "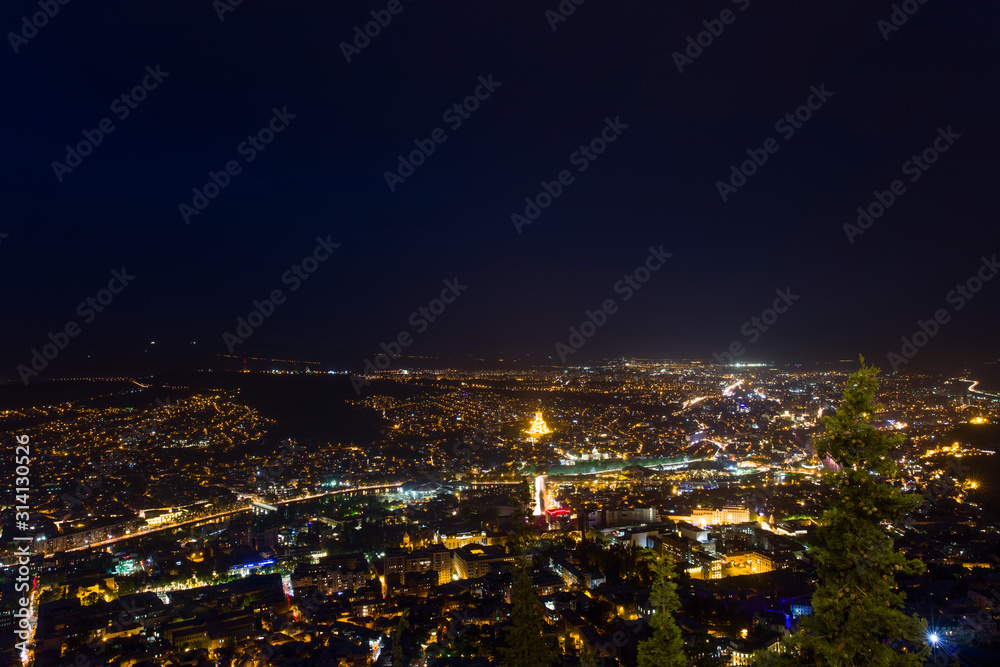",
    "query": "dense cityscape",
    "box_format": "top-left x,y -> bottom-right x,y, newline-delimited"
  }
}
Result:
3,1 -> 998,665
2,361 -> 999,665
